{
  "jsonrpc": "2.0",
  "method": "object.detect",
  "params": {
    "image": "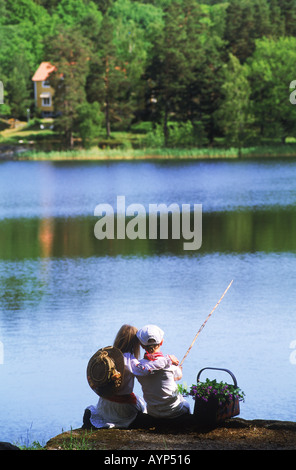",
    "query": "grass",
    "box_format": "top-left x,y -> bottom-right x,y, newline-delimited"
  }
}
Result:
18,143 -> 296,161
14,427 -> 96,450
13,423 -> 46,450
17,441 -> 45,450
58,429 -> 95,450
18,146 -> 239,160
15,436 -> 94,451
